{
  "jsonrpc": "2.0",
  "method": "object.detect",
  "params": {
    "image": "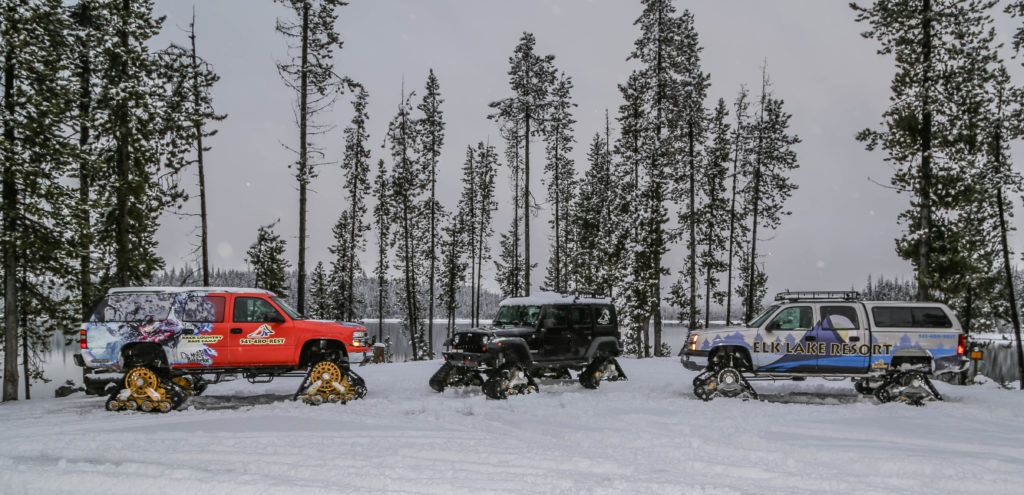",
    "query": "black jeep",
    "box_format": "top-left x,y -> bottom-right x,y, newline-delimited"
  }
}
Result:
429,294 -> 627,399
